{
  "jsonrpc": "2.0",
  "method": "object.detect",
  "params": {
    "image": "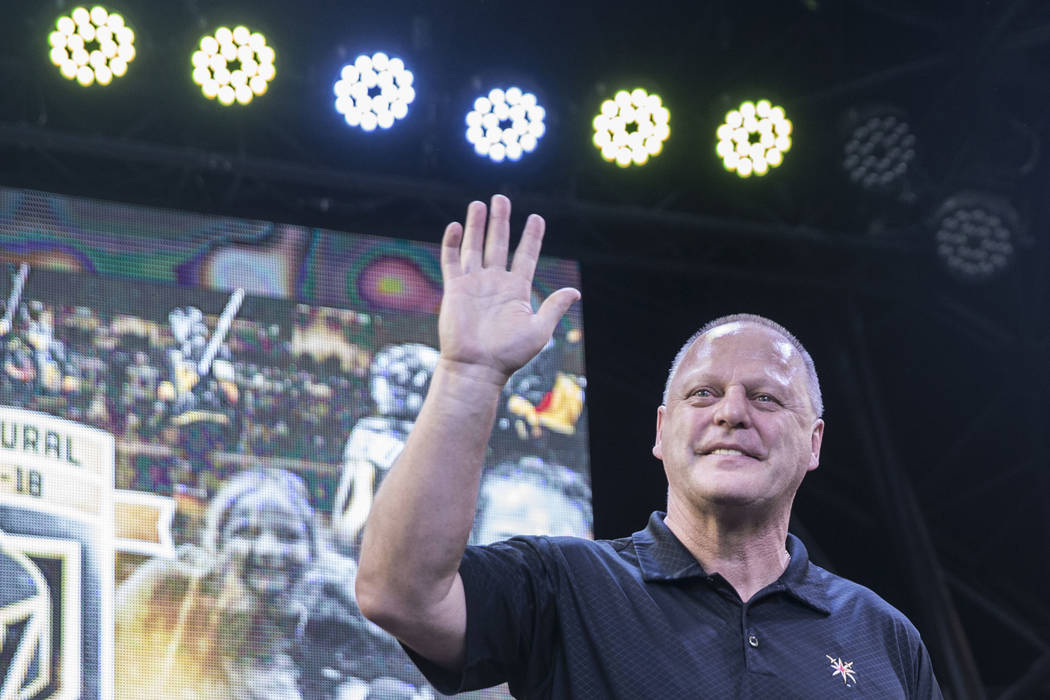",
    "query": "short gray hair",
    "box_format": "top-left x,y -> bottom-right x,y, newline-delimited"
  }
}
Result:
662,313 -> 823,418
